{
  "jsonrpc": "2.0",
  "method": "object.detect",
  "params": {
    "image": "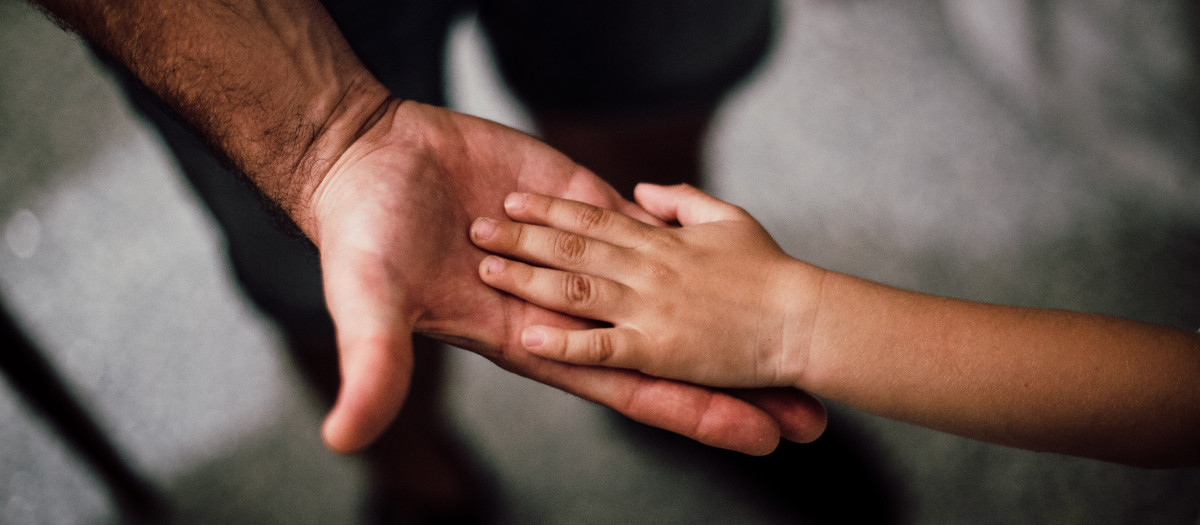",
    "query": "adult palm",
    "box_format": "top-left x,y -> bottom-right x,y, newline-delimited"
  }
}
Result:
307,100 -> 827,454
